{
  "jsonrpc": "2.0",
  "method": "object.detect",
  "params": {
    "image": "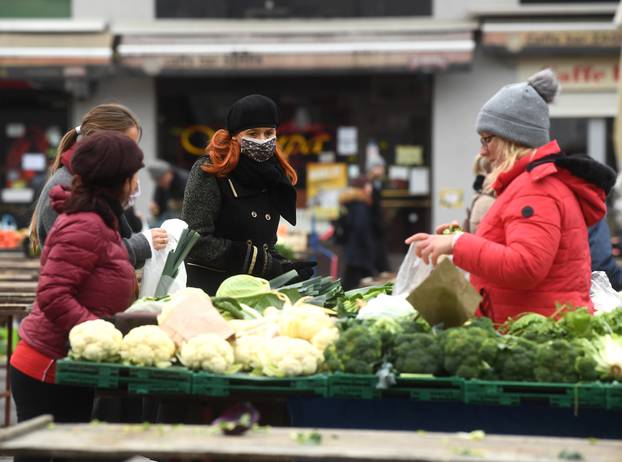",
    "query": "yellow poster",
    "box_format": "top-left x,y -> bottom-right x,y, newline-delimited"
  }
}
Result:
306,163 -> 348,220
439,188 -> 464,209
